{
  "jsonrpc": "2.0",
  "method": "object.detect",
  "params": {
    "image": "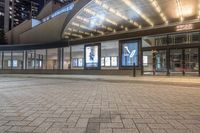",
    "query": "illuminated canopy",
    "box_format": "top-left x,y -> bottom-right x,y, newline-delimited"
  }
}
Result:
62,0 -> 200,40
